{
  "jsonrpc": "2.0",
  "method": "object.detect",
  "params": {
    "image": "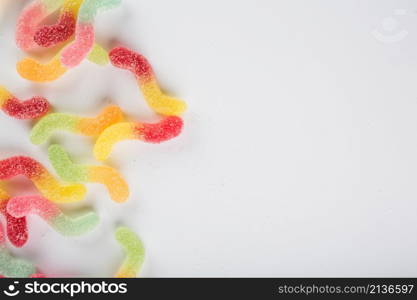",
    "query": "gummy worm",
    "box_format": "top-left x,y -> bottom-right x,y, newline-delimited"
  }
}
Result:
34,0 -> 84,48
109,47 -> 187,116
16,0 -> 65,51
0,86 -> 50,120
7,195 -> 99,236
0,156 -> 86,203
0,187 -> 28,248
16,52 -> 68,83
114,227 -> 145,278
16,43 -> 109,83
16,0 -> 119,82
93,116 -> 184,161
30,105 -> 124,145
0,223 -> 36,278
60,0 -> 122,68
87,44 -> 109,65
48,144 -> 129,203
